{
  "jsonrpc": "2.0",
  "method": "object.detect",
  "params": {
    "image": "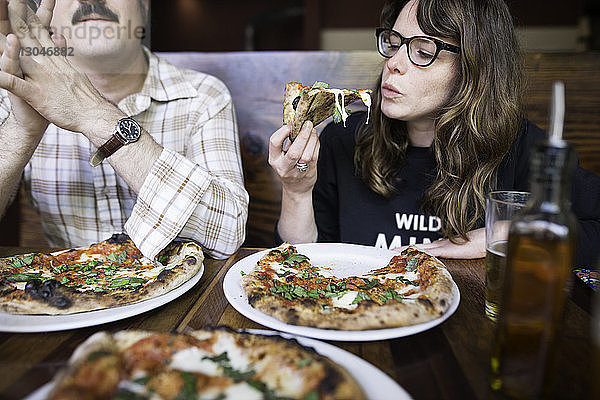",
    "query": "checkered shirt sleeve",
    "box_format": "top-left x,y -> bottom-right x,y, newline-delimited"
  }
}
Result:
125,74 -> 248,260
